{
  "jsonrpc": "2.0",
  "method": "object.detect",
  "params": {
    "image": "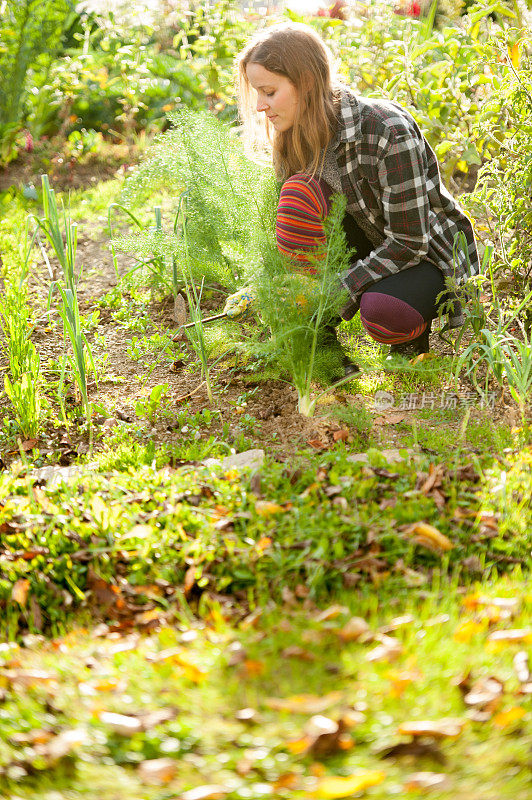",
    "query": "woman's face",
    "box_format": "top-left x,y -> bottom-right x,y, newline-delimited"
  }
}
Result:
246,63 -> 300,132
